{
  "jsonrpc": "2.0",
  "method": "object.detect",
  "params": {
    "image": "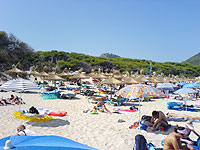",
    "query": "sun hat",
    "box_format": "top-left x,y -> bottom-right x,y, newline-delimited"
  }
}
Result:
185,122 -> 194,130
177,129 -> 187,135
